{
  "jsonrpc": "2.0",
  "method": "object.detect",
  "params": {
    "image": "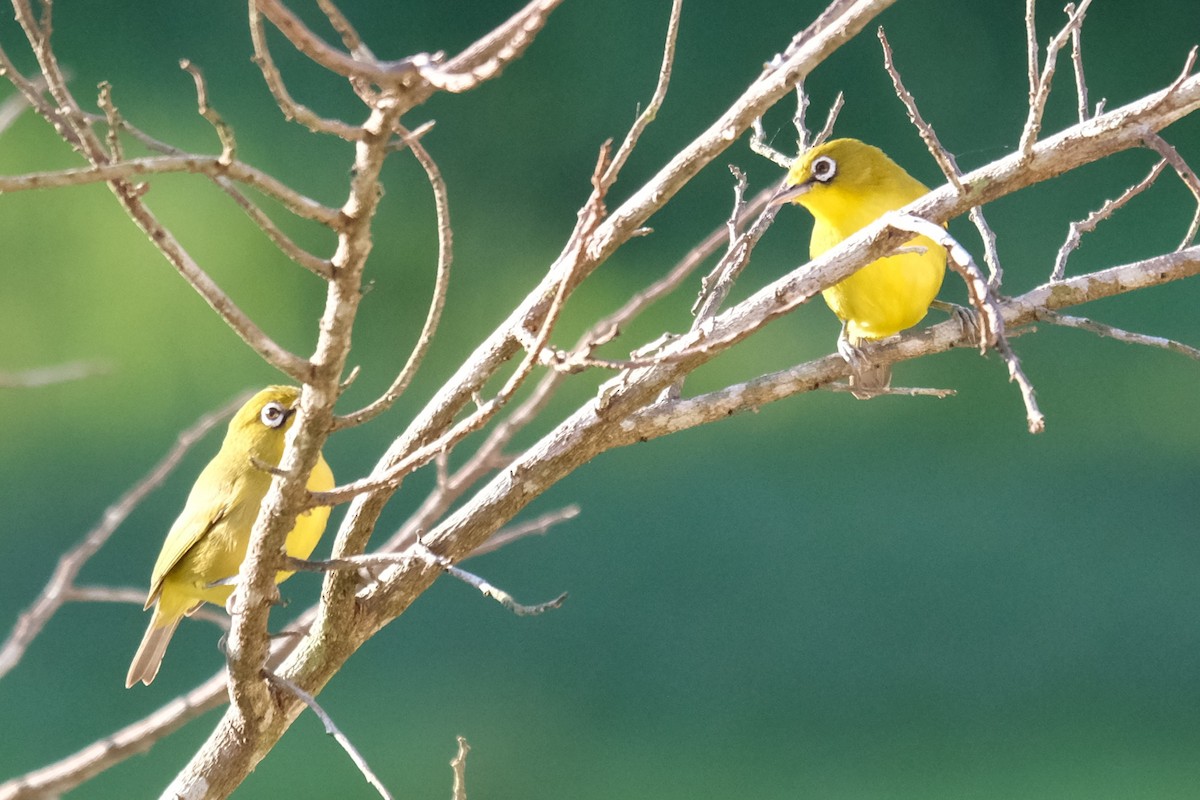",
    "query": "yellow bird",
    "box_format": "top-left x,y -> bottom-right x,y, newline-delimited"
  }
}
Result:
773,138 -> 946,396
126,386 -> 334,687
